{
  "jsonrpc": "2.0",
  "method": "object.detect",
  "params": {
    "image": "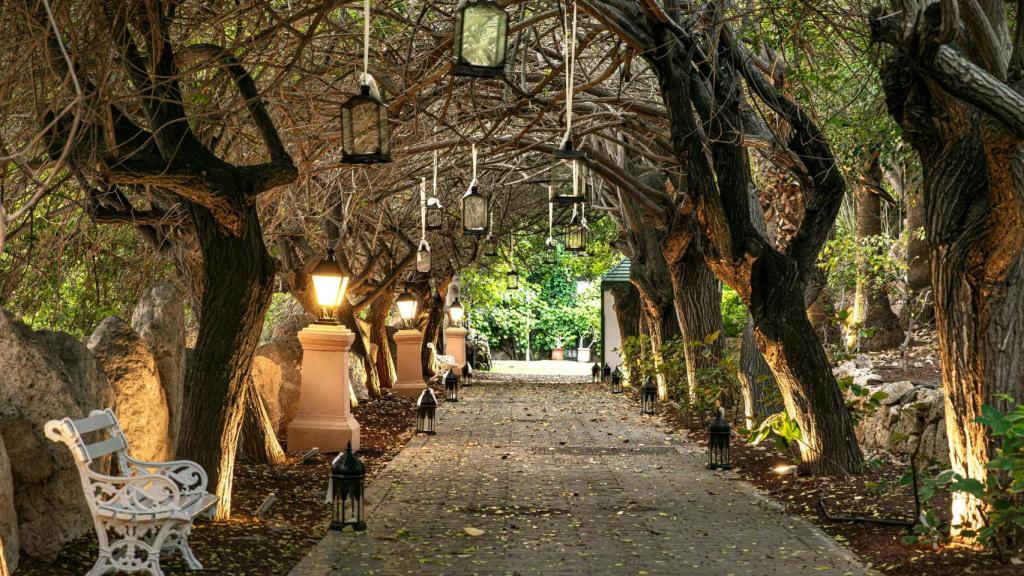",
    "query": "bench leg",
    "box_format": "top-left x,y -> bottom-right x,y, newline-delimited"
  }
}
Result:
92,518 -> 168,576
164,521 -> 203,570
